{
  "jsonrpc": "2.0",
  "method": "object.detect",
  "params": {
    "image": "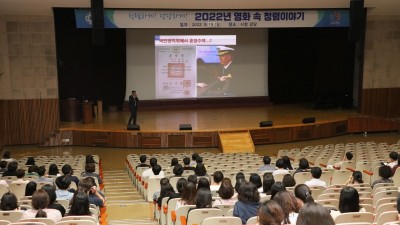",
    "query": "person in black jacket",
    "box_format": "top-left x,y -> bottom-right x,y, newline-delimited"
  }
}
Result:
128,90 -> 139,125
